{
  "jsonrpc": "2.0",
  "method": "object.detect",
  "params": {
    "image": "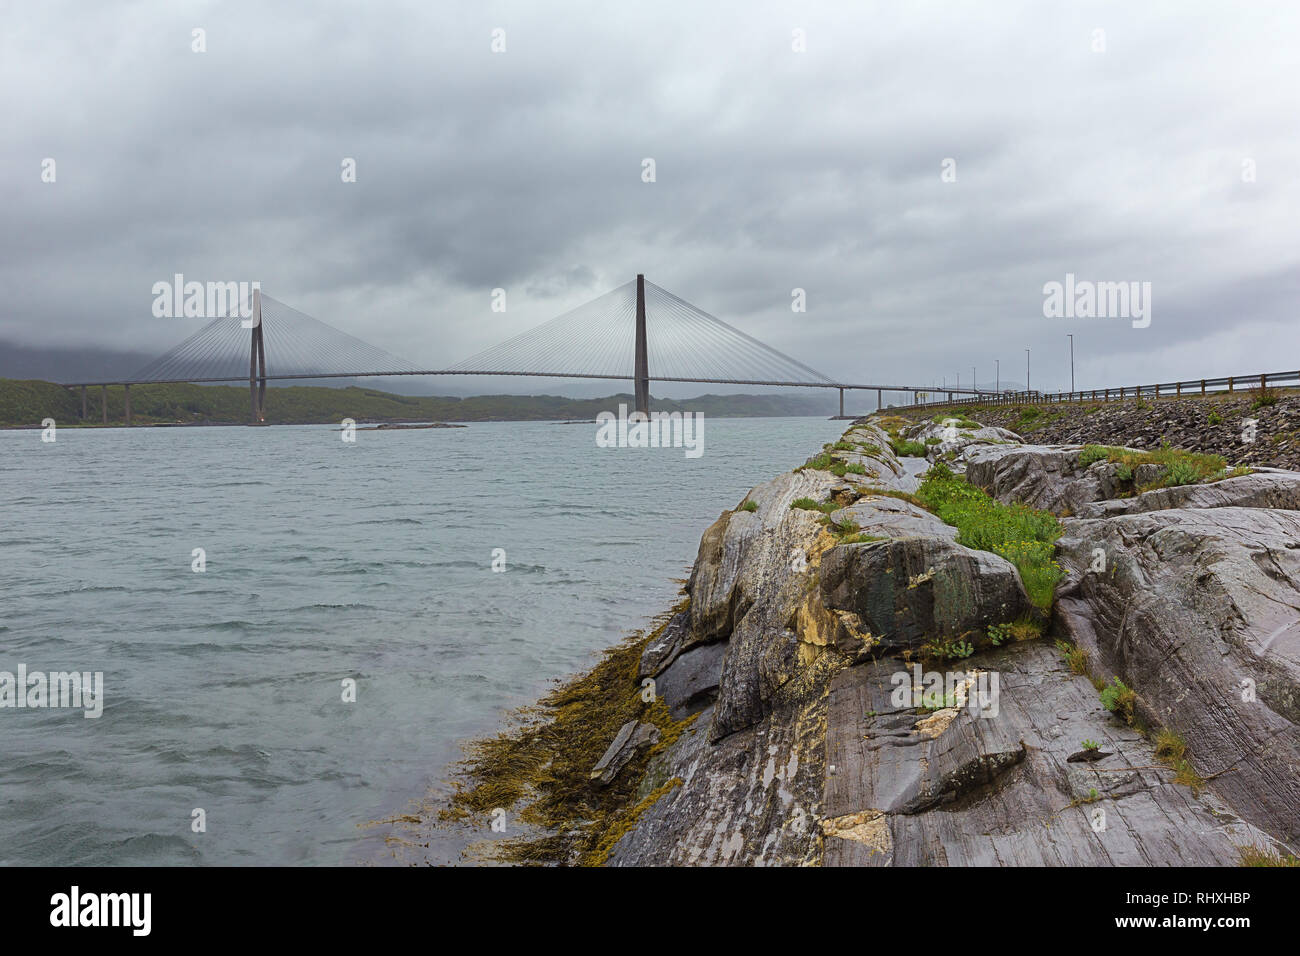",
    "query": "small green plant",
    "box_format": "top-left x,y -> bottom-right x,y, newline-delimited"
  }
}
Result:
890,437 -> 927,457
844,462 -> 867,475
1055,639 -> 1089,675
1207,410 -> 1223,426
791,497 -> 835,514
1152,727 -> 1202,789
828,514 -> 861,536
1250,385 -> 1280,410
838,532 -> 884,545
923,637 -> 974,662
1064,787 -> 1102,810
832,439 -> 855,451
916,689 -> 959,712
1115,462 -> 1133,481
795,452 -> 834,473
739,500 -> 758,512
1100,677 -> 1137,724
1164,460 -> 1202,487
925,436 -> 942,445
932,414 -> 979,429
988,623 -> 1009,646
1081,739 -> 1101,751
1154,728 -> 1185,762
1079,445 -> 1111,467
